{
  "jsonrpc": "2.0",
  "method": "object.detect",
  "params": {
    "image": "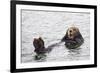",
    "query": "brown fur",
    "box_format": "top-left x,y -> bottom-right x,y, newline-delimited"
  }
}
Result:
33,37 -> 46,54
61,26 -> 84,49
67,27 -> 80,40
